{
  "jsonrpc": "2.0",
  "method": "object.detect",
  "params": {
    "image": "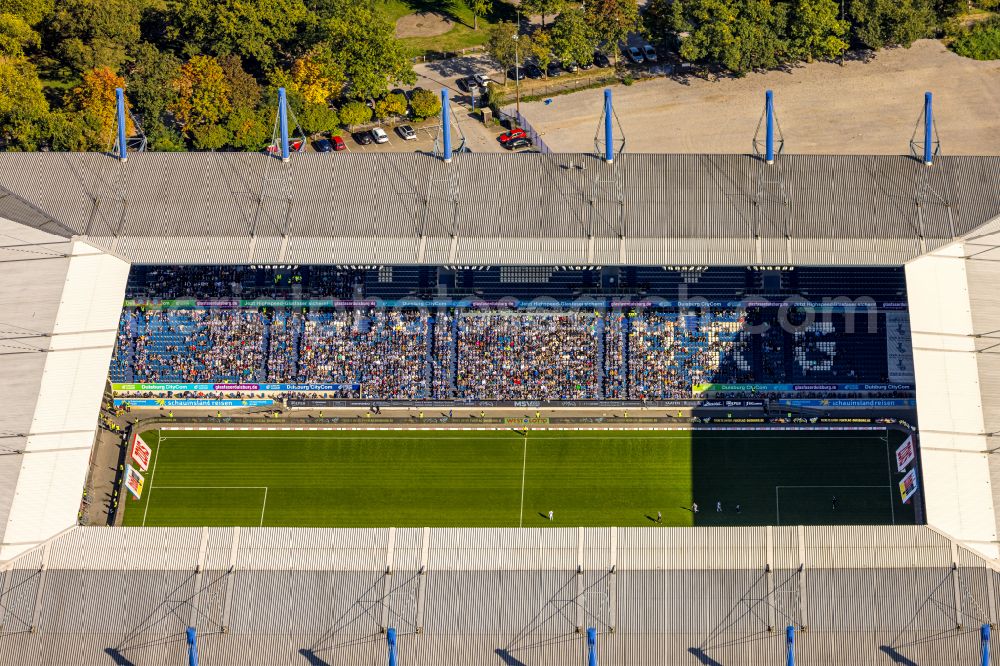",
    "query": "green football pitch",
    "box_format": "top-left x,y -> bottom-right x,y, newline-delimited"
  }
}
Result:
123,428 -> 917,528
